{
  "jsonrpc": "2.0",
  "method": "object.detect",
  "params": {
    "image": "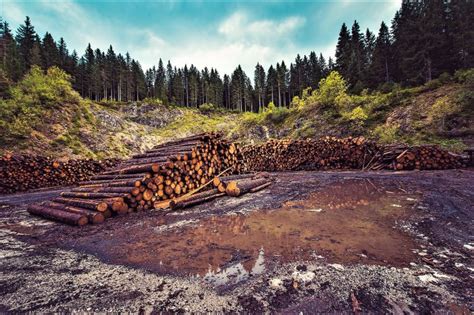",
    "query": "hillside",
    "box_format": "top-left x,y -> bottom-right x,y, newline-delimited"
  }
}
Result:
1,67 -> 473,159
